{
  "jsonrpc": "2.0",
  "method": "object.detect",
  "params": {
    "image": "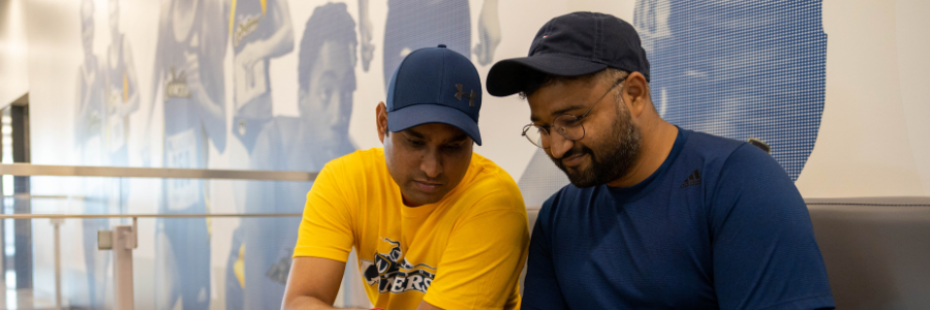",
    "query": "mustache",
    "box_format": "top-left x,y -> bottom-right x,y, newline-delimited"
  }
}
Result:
554,146 -> 595,168
412,175 -> 446,185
